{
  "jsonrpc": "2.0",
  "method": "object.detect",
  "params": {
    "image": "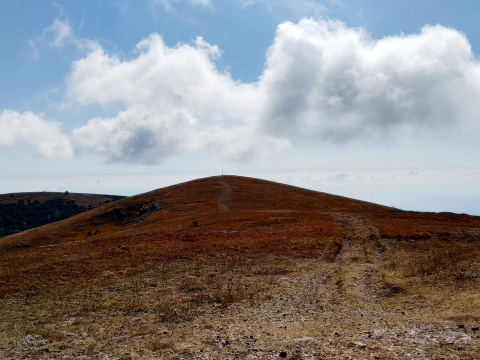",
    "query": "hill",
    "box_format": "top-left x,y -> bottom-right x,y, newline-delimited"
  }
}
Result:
0,192 -> 125,238
1,176 -> 480,359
